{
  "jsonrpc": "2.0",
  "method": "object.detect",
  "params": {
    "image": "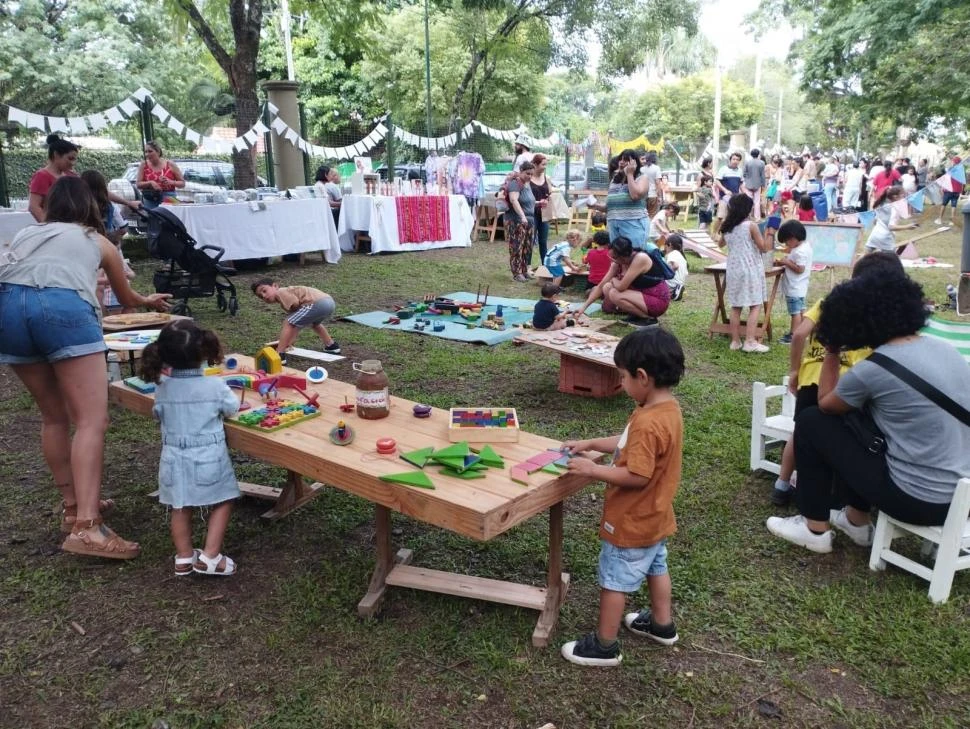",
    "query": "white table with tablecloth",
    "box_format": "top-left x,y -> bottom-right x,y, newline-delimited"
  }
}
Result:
337,194 -> 474,253
0,211 -> 36,244
164,198 -> 341,262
